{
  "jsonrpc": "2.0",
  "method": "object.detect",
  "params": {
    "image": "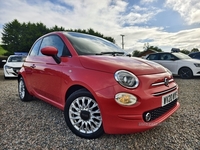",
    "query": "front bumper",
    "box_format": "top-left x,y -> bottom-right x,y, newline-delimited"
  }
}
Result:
4,67 -> 20,77
116,100 -> 180,133
192,67 -> 200,76
95,77 -> 180,134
